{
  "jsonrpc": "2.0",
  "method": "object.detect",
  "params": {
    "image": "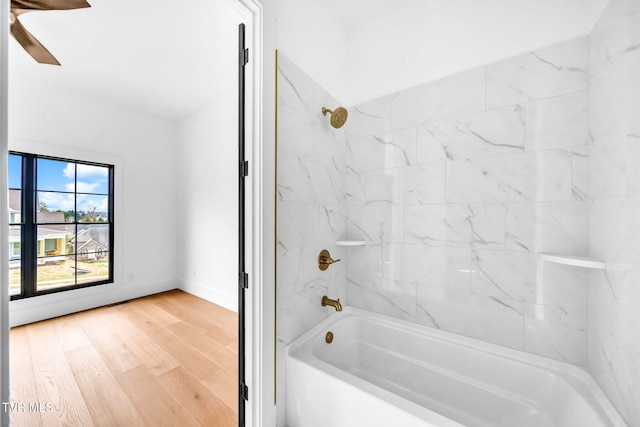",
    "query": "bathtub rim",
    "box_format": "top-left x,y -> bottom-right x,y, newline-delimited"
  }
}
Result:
286,306 -> 627,427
